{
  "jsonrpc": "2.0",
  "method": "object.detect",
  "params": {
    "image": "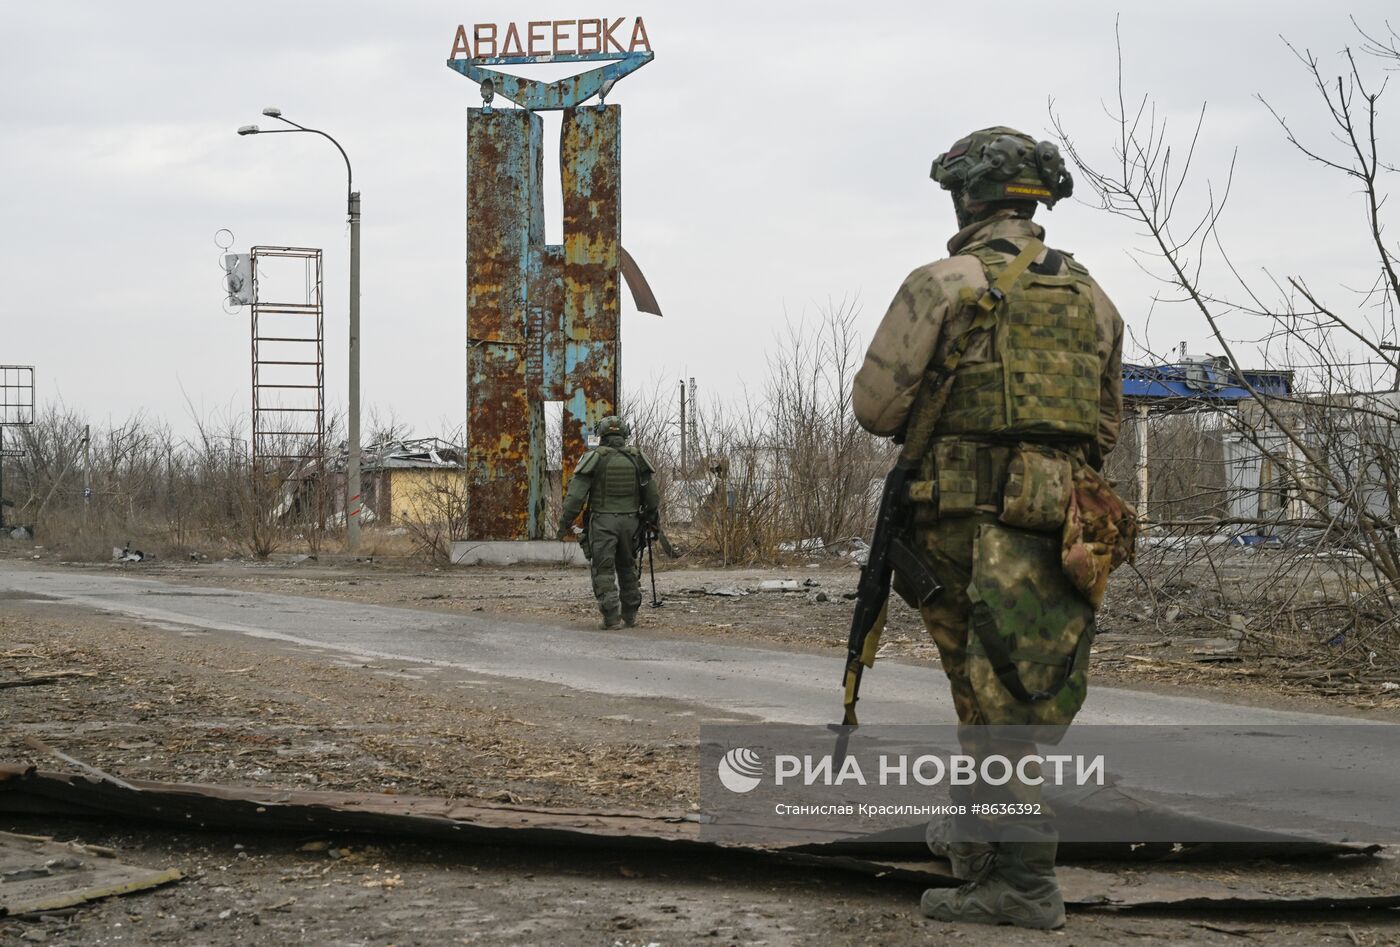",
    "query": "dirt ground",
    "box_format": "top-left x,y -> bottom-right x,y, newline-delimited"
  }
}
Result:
2,554 -> 1400,943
